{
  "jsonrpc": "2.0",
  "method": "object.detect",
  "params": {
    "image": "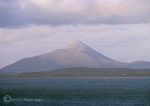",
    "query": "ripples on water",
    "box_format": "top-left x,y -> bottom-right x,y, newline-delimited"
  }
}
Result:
0,77 -> 150,106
